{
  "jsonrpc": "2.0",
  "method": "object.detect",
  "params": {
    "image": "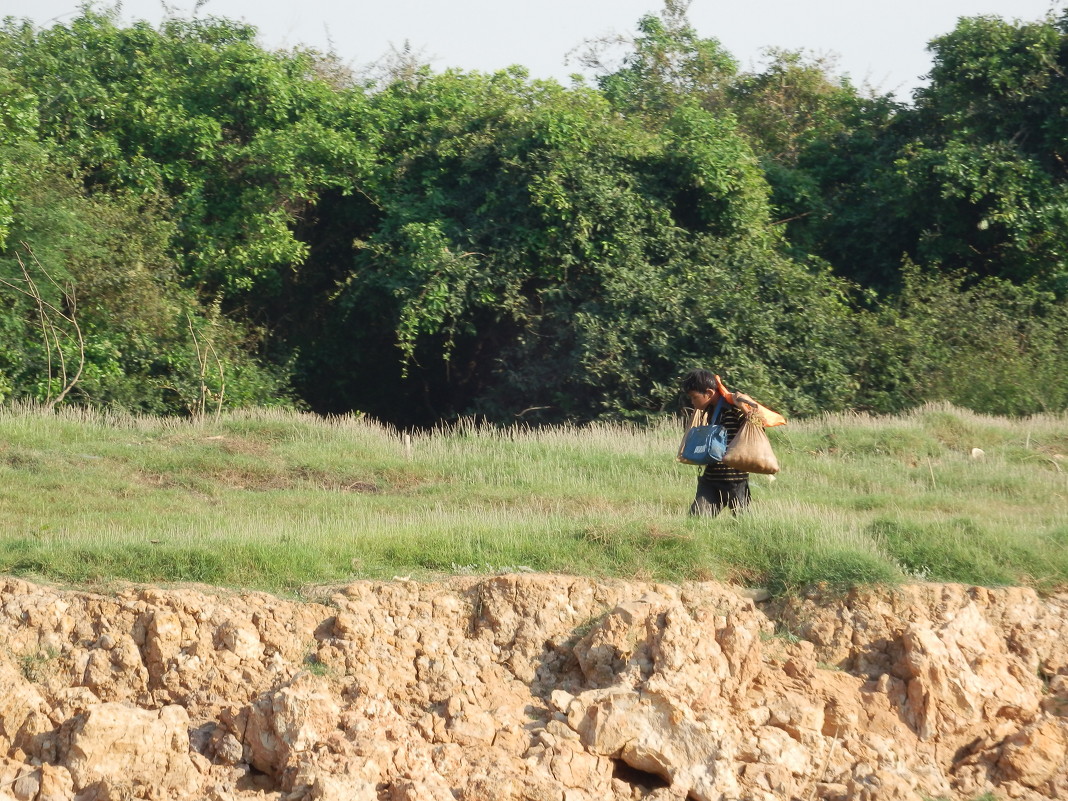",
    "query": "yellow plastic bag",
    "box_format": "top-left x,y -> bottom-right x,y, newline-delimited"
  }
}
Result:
713,375 -> 786,427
